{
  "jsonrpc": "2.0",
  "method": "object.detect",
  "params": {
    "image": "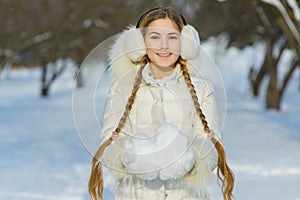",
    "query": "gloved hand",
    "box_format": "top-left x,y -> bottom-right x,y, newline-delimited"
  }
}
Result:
121,123 -> 196,180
